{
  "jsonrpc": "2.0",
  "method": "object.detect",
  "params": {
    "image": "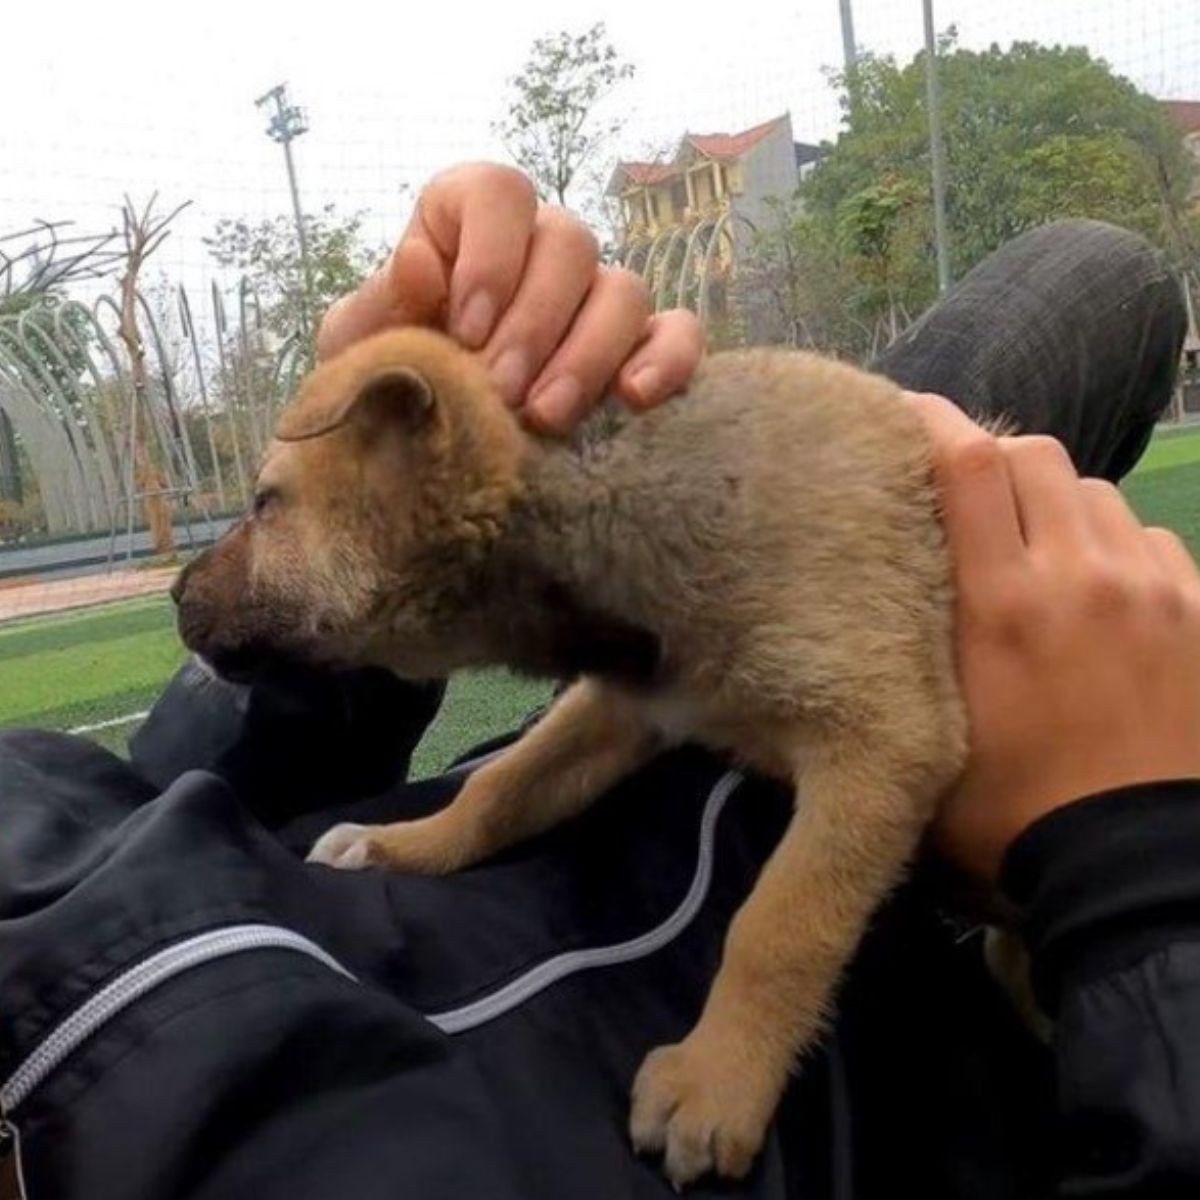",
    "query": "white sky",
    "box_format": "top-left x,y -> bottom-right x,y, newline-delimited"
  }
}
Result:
1,0 -> 1196,296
